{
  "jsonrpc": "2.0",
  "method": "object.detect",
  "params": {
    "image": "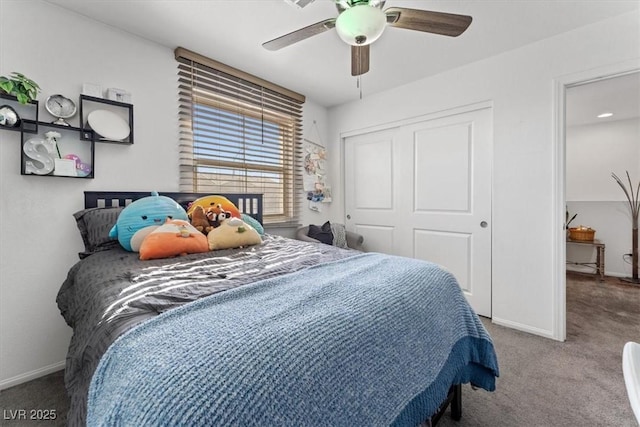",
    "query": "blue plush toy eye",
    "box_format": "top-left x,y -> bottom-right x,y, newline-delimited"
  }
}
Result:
108,191 -> 189,252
